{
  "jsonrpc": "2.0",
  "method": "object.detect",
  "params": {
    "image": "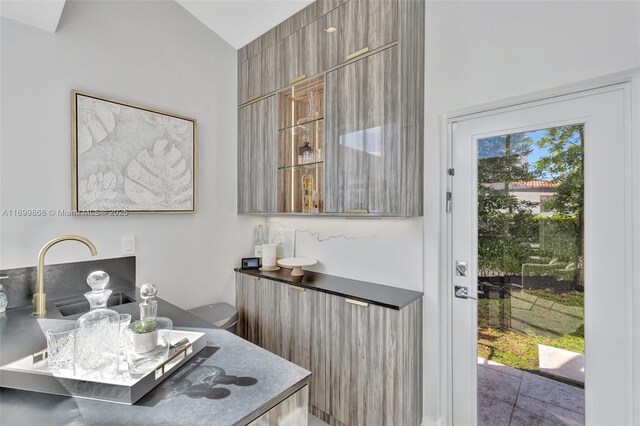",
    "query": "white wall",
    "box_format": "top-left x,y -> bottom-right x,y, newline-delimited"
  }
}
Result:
265,217 -> 423,291
0,0 -> 261,309
422,1 -> 640,424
